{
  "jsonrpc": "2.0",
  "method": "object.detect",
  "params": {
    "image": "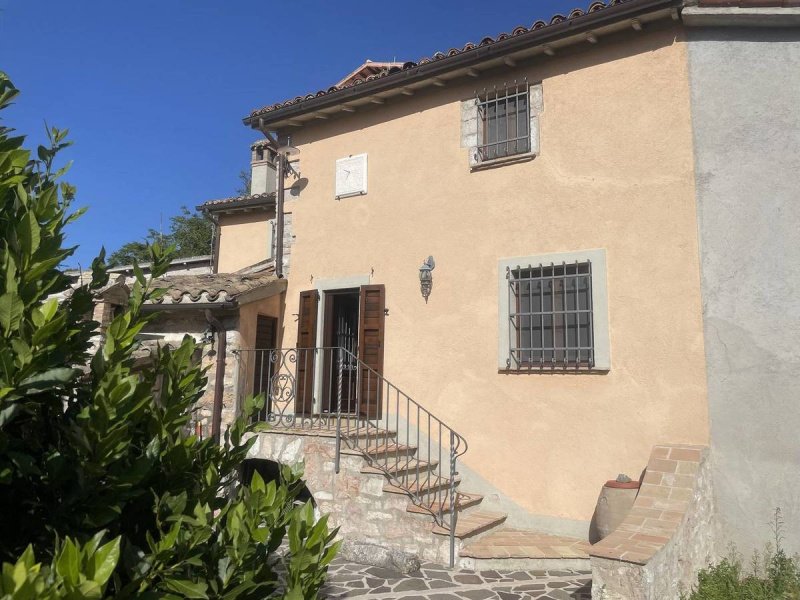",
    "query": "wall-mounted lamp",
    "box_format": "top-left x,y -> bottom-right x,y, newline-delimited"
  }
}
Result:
419,256 -> 435,303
